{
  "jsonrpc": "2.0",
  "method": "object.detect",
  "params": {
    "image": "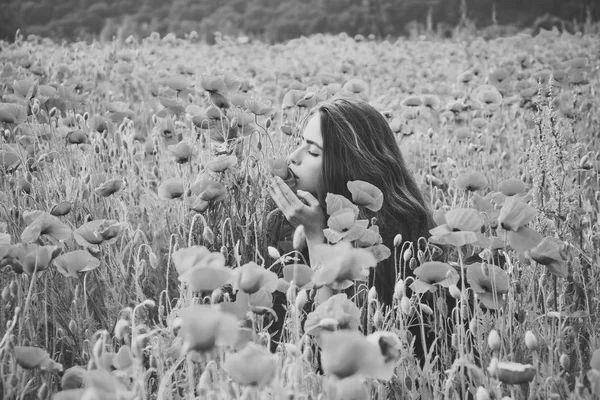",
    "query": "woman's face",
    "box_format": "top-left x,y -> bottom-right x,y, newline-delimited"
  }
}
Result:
287,112 -> 323,195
